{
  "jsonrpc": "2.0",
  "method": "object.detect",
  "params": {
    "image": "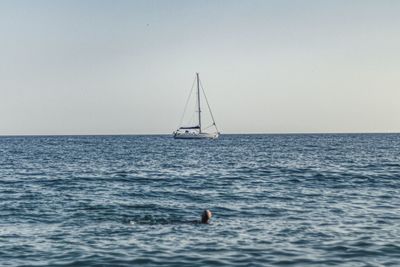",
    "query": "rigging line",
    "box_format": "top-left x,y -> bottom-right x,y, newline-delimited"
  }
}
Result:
199,79 -> 219,133
178,75 -> 197,128
203,123 -> 217,131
